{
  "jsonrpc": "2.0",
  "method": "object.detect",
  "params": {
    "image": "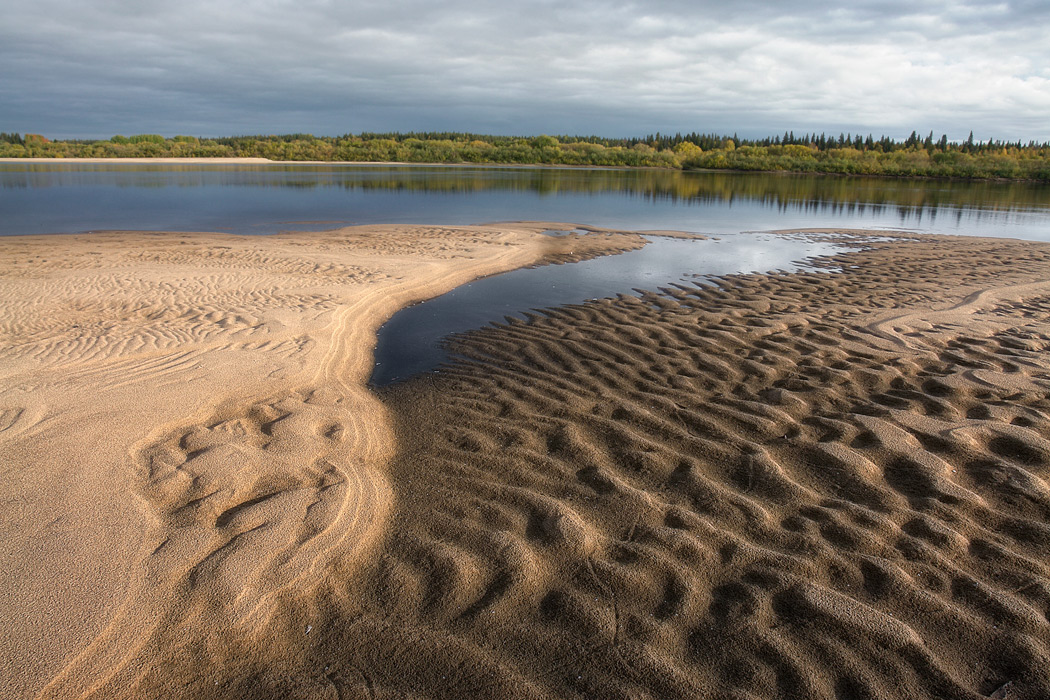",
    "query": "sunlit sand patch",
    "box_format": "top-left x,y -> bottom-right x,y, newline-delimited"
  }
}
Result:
0,222 -> 639,699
